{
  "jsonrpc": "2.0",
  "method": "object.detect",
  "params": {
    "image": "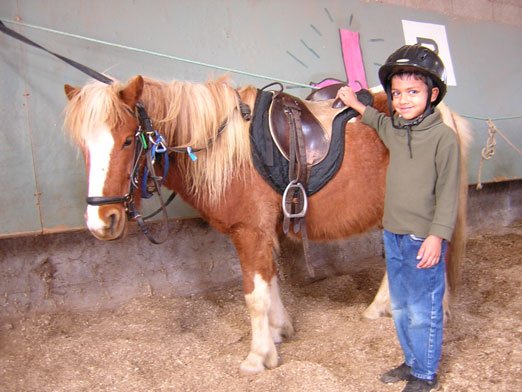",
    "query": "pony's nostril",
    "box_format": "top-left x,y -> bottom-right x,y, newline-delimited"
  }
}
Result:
108,213 -> 117,230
